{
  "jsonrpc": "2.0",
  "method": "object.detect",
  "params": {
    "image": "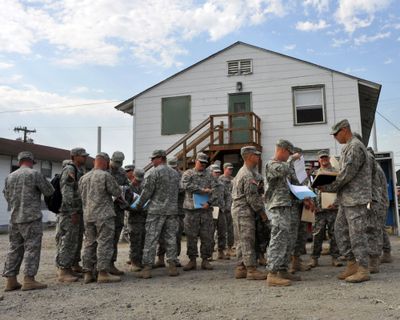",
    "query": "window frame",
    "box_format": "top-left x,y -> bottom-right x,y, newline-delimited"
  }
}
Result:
40,160 -> 52,179
292,85 -> 327,126
161,95 -> 191,136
